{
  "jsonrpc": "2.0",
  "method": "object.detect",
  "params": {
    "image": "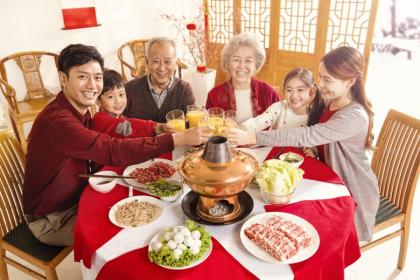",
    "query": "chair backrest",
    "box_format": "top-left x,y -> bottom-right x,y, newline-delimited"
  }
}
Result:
0,51 -> 60,113
0,129 -> 25,239
118,39 -> 149,82
117,39 -> 187,82
371,109 -> 420,214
